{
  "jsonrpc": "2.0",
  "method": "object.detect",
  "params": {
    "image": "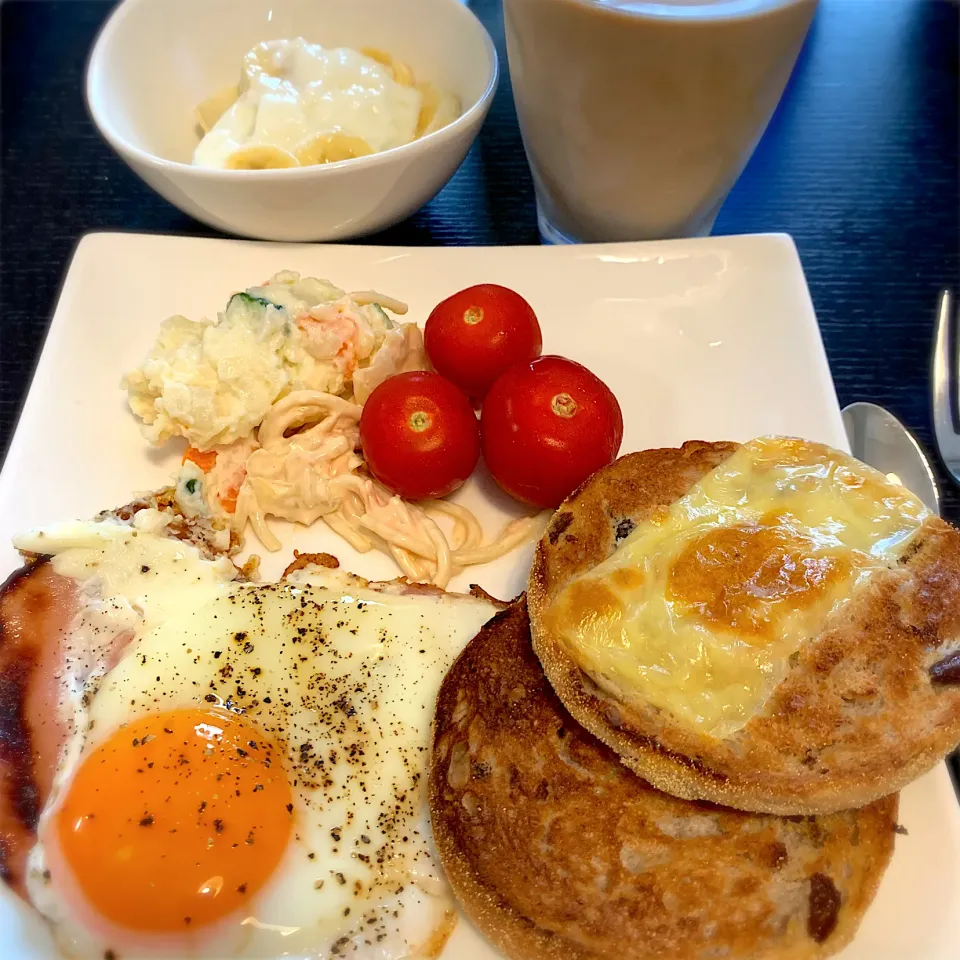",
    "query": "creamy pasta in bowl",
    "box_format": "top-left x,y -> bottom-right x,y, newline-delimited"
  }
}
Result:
85,0 -> 497,240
